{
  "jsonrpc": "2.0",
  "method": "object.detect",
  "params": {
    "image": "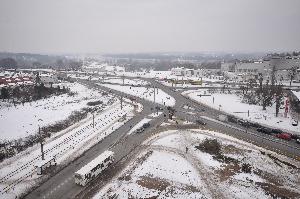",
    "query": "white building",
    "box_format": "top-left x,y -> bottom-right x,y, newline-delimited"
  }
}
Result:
171,67 -> 185,76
